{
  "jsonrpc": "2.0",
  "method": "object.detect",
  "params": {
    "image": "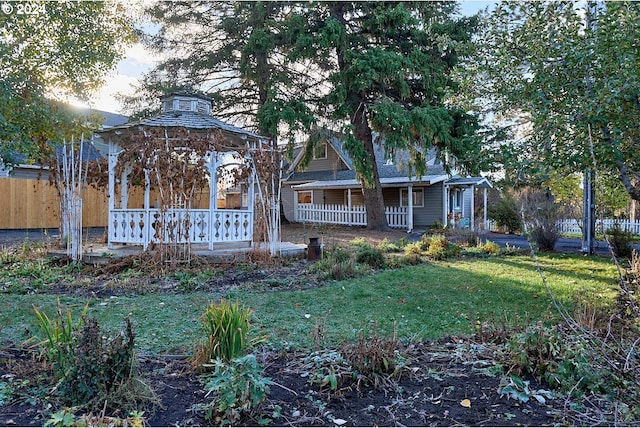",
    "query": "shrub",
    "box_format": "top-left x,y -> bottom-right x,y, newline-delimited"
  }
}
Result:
607,224 -> 634,258
197,355 -> 272,425
356,245 -> 386,268
530,226 -> 559,252
488,197 -> 521,234
425,235 -> 460,260
480,240 -> 501,255
506,322 -> 563,378
341,326 -> 400,388
34,303 -> 152,412
33,300 -> 88,380
376,238 -> 400,253
403,241 -> 423,256
193,299 -> 257,367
